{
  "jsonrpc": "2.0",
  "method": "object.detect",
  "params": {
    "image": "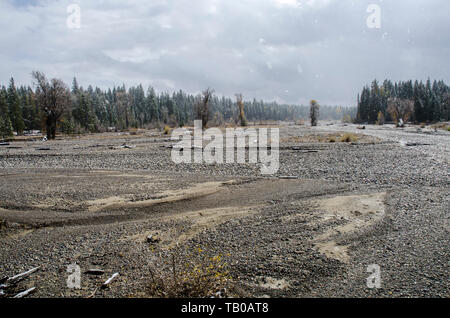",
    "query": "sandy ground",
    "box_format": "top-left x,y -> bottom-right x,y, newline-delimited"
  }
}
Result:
0,123 -> 448,298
